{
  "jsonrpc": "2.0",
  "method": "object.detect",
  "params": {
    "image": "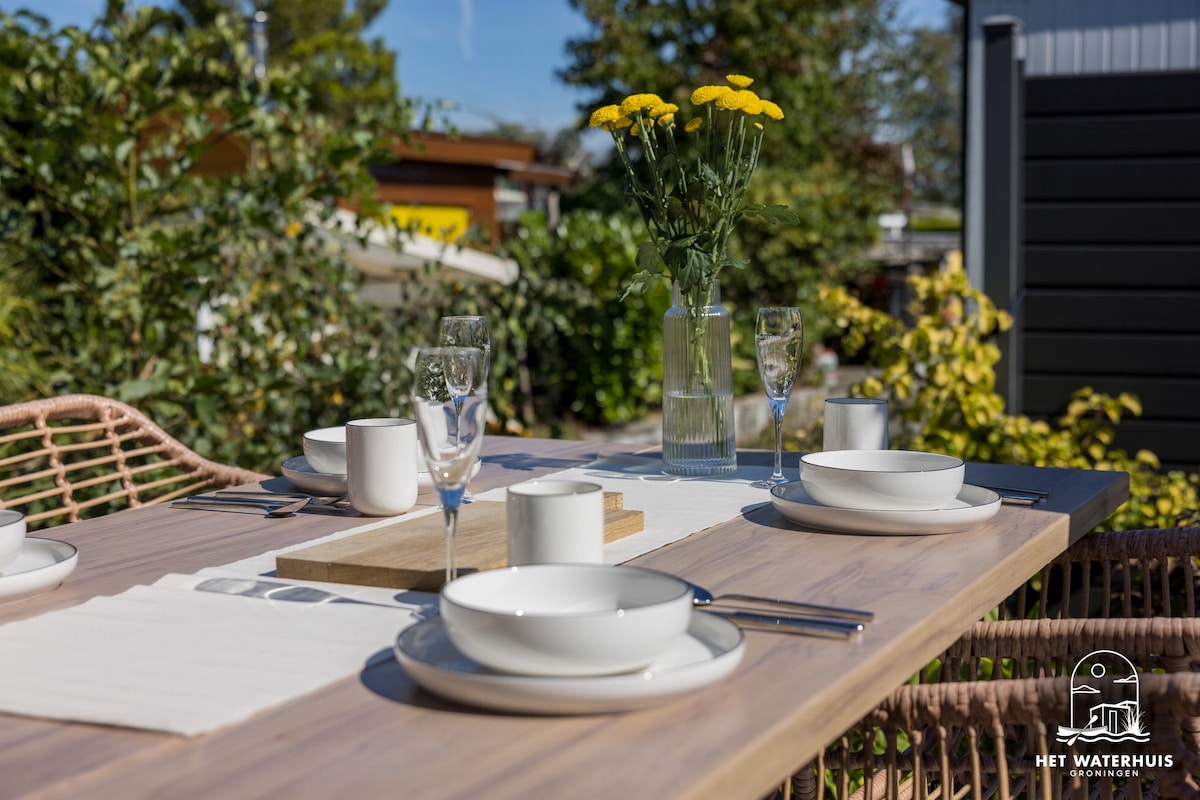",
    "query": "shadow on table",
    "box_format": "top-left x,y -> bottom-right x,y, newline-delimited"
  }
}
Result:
360,647 -> 527,716
484,452 -> 591,474
743,498 -> 803,532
